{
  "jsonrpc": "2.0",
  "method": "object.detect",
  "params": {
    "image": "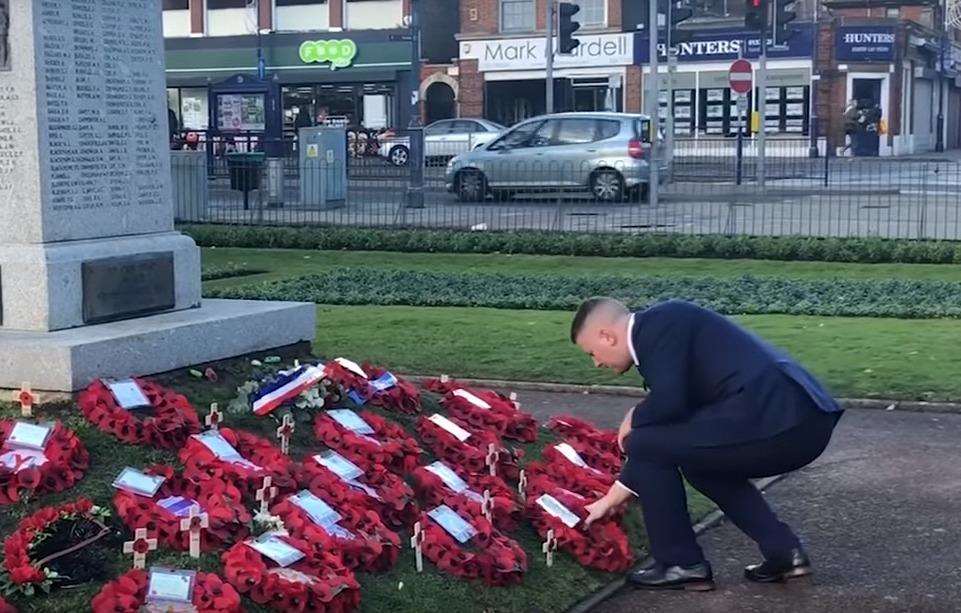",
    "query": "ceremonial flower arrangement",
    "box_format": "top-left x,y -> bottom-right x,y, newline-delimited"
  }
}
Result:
321,358 -> 421,415
222,534 -> 361,612
411,463 -> 522,532
113,465 -> 252,552
313,410 -> 421,475
2,498 -> 111,596
537,442 -> 615,497
180,428 -> 297,500
296,455 -> 419,528
229,362 -> 330,417
425,378 -> 537,443
77,379 -> 202,449
418,497 -> 527,587
545,415 -> 622,472
524,474 -> 633,573
416,414 -> 522,480
91,569 -> 242,613
0,420 -> 89,505
271,494 -> 400,572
